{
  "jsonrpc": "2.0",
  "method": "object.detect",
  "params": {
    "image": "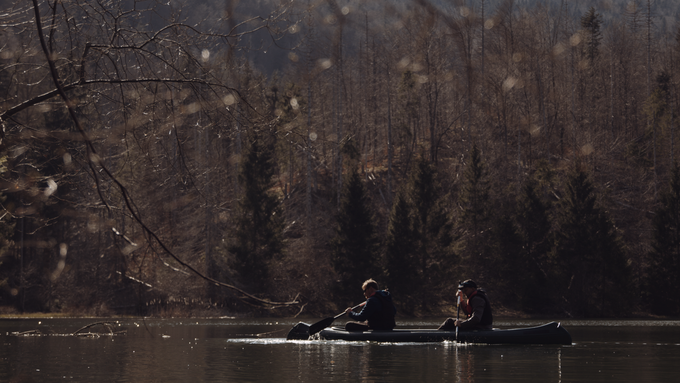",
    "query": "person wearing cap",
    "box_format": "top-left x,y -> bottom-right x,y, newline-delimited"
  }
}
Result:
438,279 -> 493,331
344,279 -> 397,331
